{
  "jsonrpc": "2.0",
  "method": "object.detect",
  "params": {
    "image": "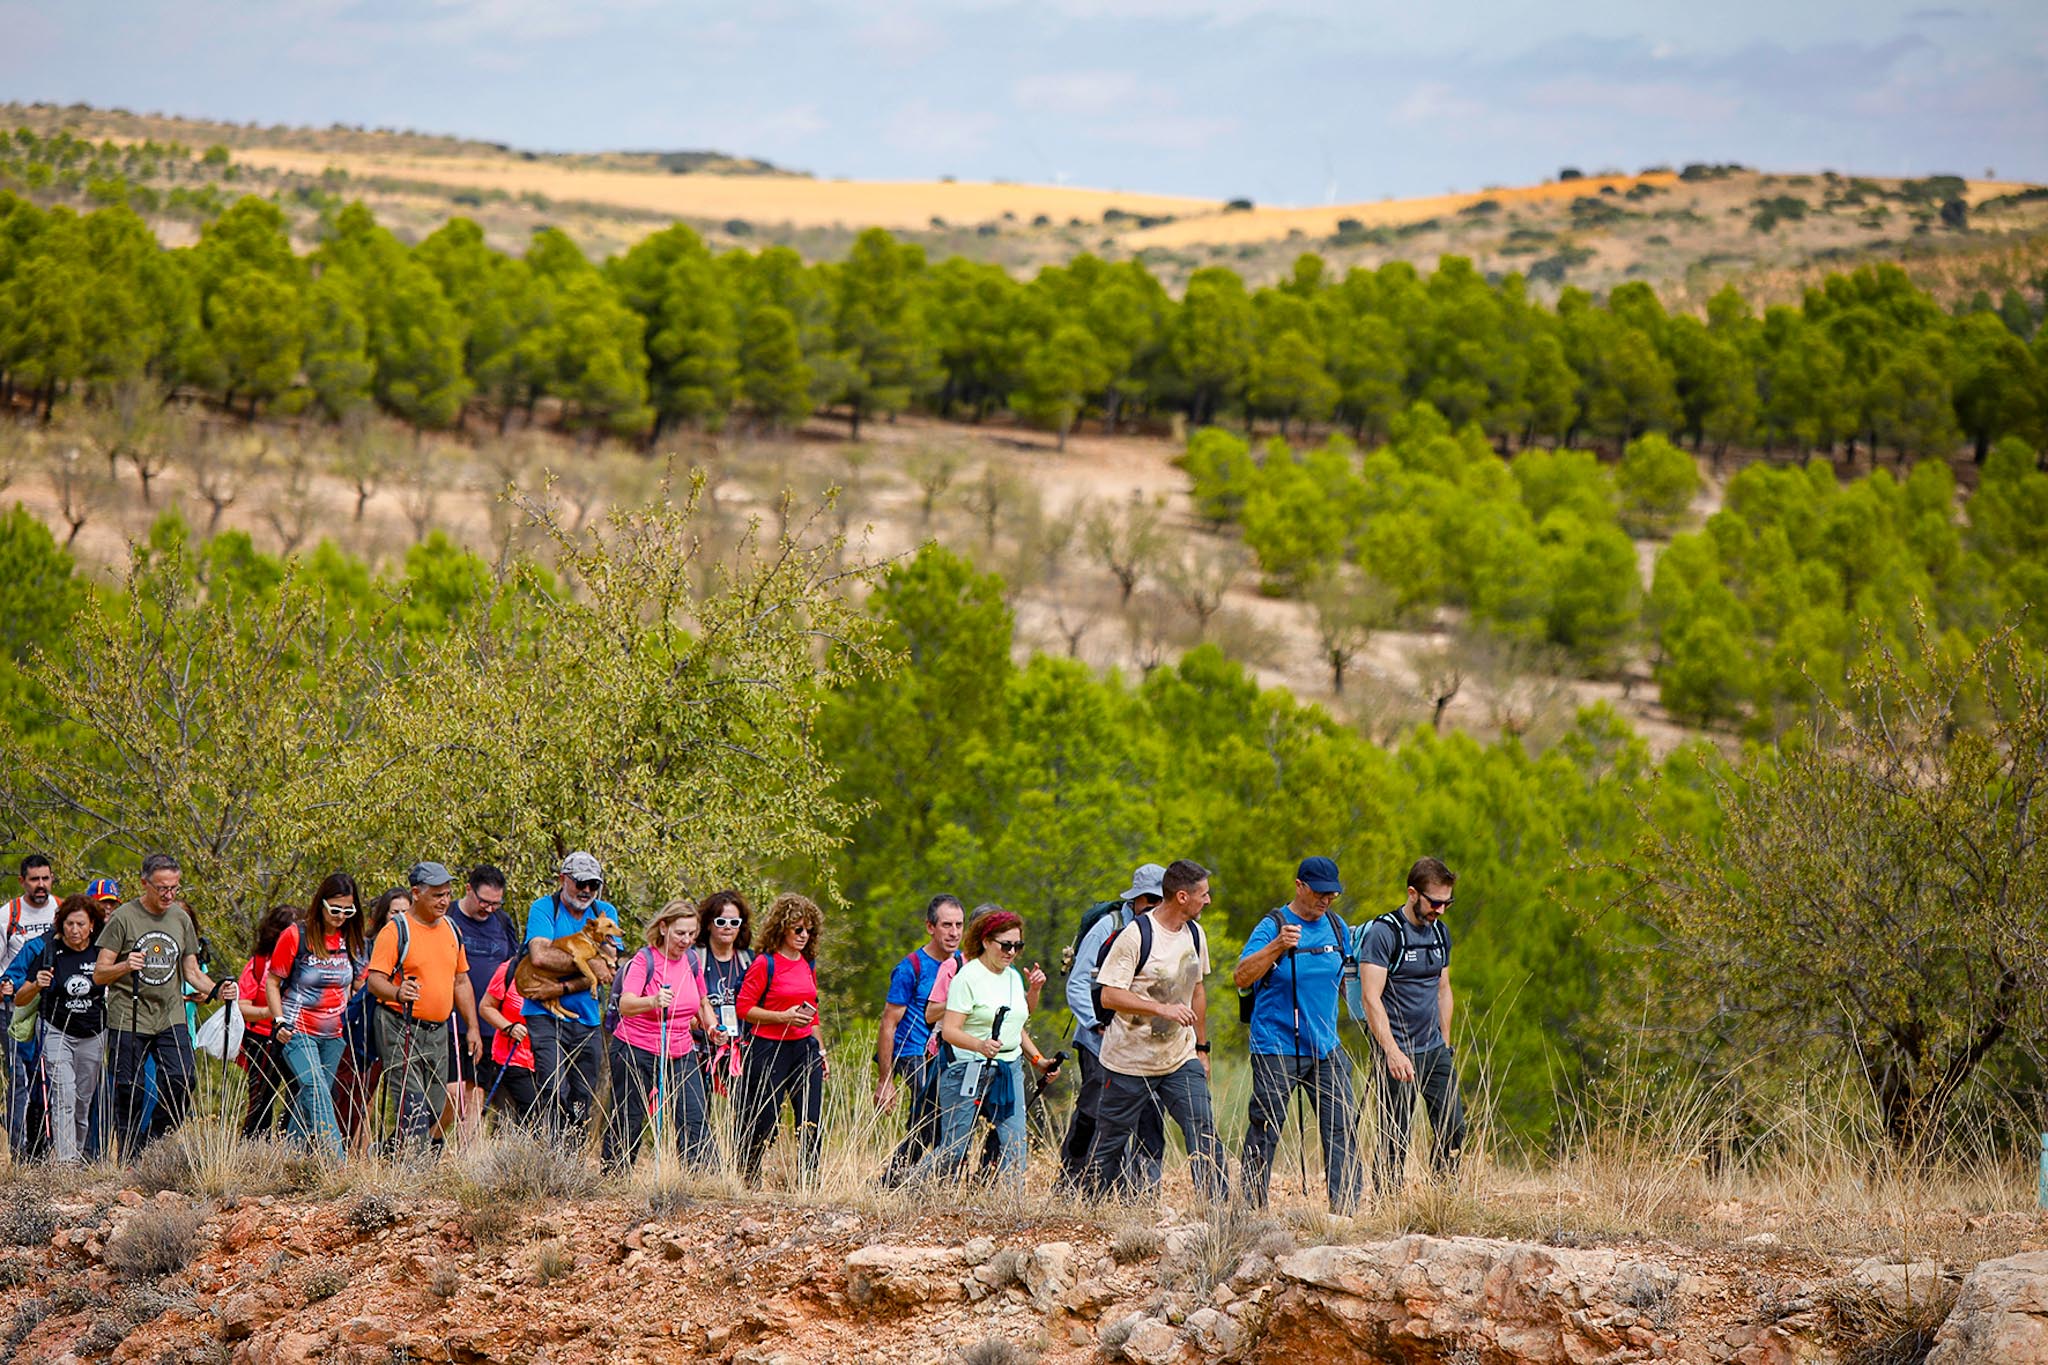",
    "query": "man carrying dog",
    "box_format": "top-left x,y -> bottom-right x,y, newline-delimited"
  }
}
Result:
522,851 -> 621,1141
1233,856 -> 1363,1213
366,861 -> 482,1151
1359,856 -> 1464,1195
